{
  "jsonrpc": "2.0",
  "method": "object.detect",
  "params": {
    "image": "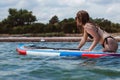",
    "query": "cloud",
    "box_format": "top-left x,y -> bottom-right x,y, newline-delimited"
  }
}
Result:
0,0 -> 119,23
89,0 -> 120,5
0,0 -> 17,7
